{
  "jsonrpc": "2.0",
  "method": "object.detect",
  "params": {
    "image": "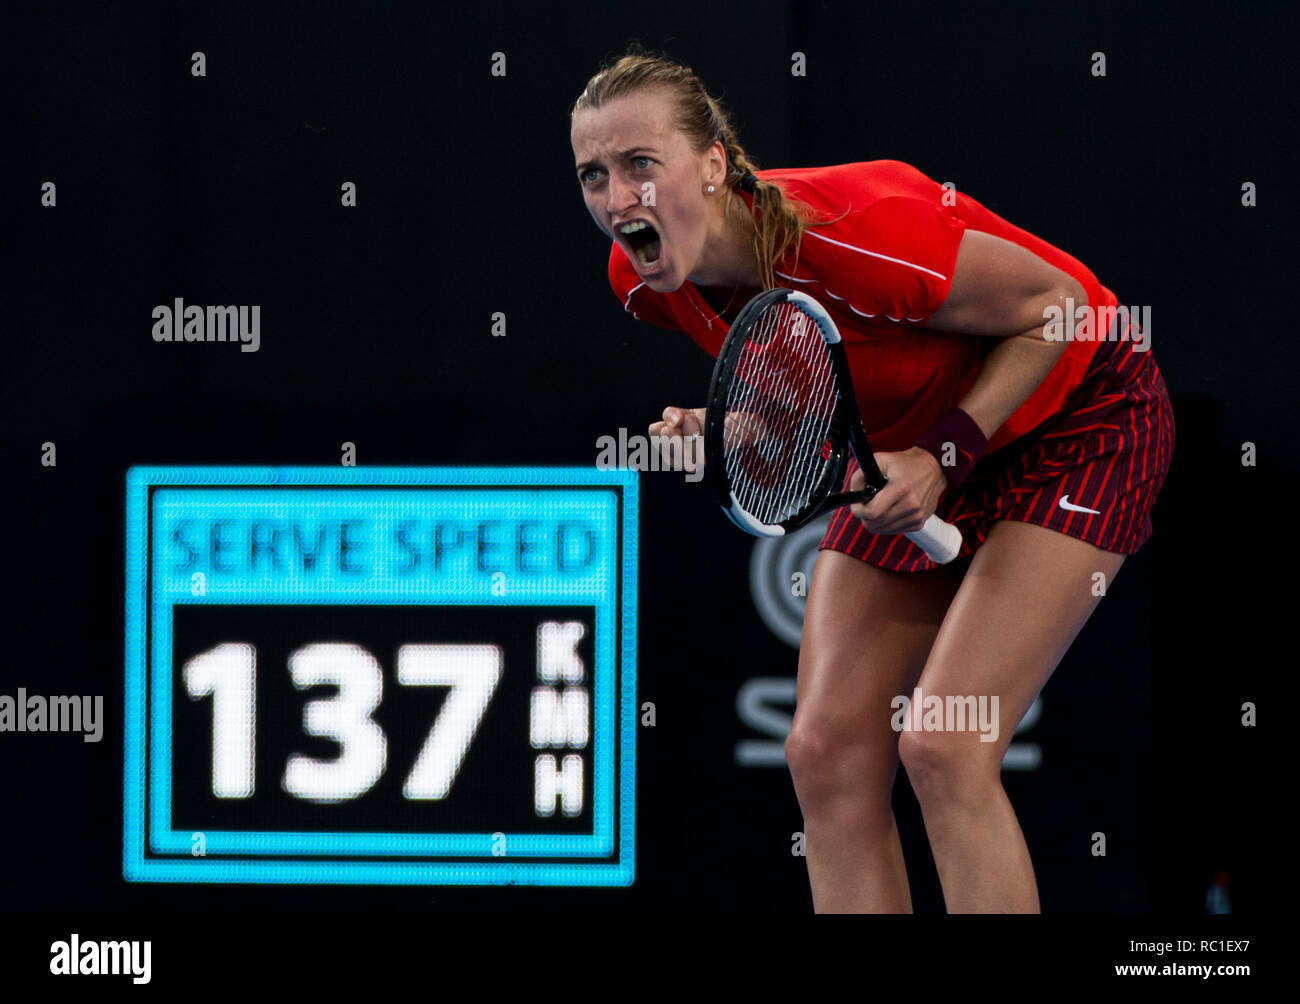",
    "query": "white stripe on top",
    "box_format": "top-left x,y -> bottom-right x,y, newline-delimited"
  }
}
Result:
805,229 -> 950,281
622,281 -> 647,312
